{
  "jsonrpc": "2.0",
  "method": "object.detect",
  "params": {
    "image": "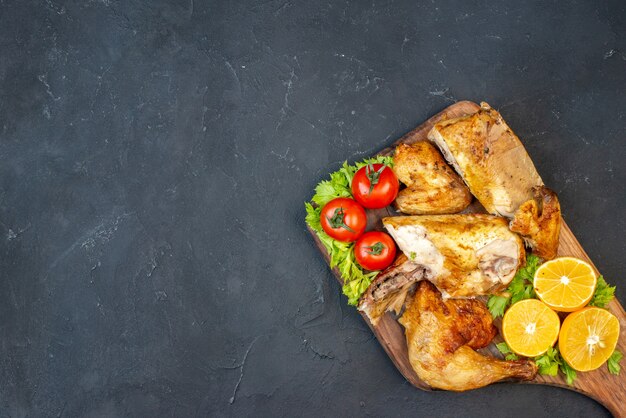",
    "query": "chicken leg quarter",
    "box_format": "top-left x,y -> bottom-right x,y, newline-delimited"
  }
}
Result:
399,281 -> 538,391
